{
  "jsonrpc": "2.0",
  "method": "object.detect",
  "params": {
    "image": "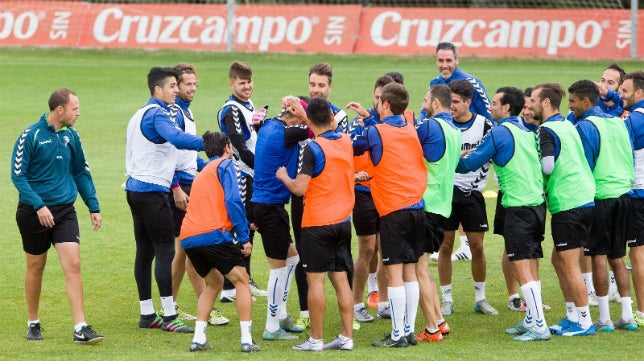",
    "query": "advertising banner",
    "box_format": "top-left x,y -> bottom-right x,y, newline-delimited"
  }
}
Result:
0,1 -> 642,59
